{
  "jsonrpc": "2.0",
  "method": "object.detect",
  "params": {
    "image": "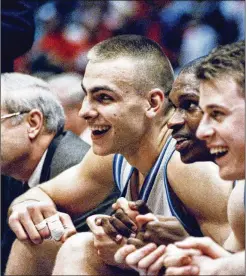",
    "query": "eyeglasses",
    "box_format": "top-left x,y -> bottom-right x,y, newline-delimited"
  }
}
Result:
1,112 -> 22,122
